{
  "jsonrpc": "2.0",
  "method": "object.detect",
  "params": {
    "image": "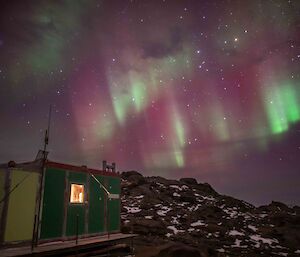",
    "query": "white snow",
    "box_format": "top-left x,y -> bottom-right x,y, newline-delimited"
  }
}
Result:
295,250 -> 300,254
171,216 -> 179,224
250,234 -> 279,246
134,195 -> 144,199
170,184 -> 188,191
173,192 -> 181,197
167,226 -> 184,234
260,212 -> 268,217
231,239 -> 247,248
248,225 -> 258,232
188,228 -> 195,232
157,206 -> 172,216
190,220 -> 206,227
124,206 -> 141,213
277,253 -> 288,256
202,196 -> 215,201
228,230 -> 245,236
217,248 -> 225,253
156,182 -> 166,188
144,216 -> 153,219
166,233 -> 172,237
170,185 -> 182,190
223,208 -> 239,218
